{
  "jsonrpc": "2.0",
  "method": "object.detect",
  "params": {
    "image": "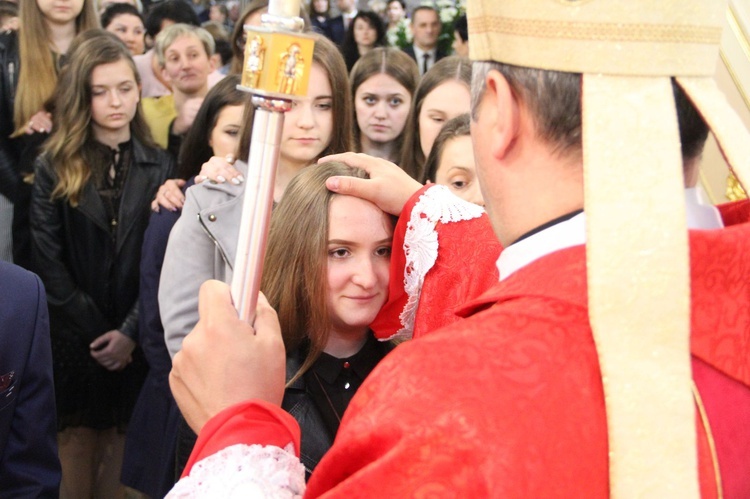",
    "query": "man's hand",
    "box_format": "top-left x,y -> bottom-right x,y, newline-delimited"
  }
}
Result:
320,153 -> 423,215
172,97 -> 205,135
90,330 -> 135,371
170,281 -> 286,434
